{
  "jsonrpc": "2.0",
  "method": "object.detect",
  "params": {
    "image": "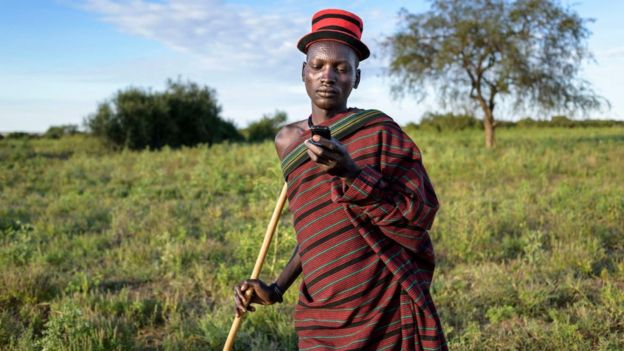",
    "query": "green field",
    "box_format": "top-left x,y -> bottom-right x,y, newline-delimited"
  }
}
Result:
1,127 -> 623,350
